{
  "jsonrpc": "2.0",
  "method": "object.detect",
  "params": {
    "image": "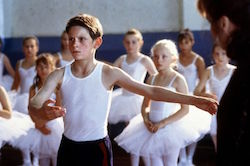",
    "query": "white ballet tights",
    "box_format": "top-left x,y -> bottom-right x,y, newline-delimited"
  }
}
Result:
32,152 -> 39,166
22,149 -> 31,165
52,155 -> 57,166
150,148 -> 179,166
131,154 -> 140,166
39,155 -> 57,166
40,158 -> 51,166
131,155 -> 150,166
142,156 -> 150,166
211,134 -> 217,152
131,148 -> 179,166
179,142 -> 197,163
22,149 -> 39,166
